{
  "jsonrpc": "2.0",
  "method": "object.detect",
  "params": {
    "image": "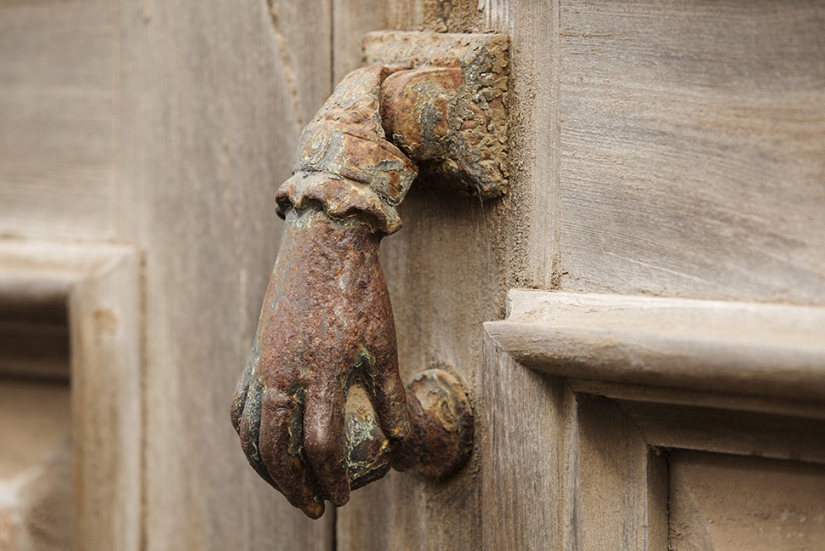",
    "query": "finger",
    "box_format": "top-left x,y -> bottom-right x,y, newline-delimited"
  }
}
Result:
370,355 -> 412,445
230,349 -> 258,432
237,375 -> 280,490
259,387 -> 325,519
303,381 -> 350,507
